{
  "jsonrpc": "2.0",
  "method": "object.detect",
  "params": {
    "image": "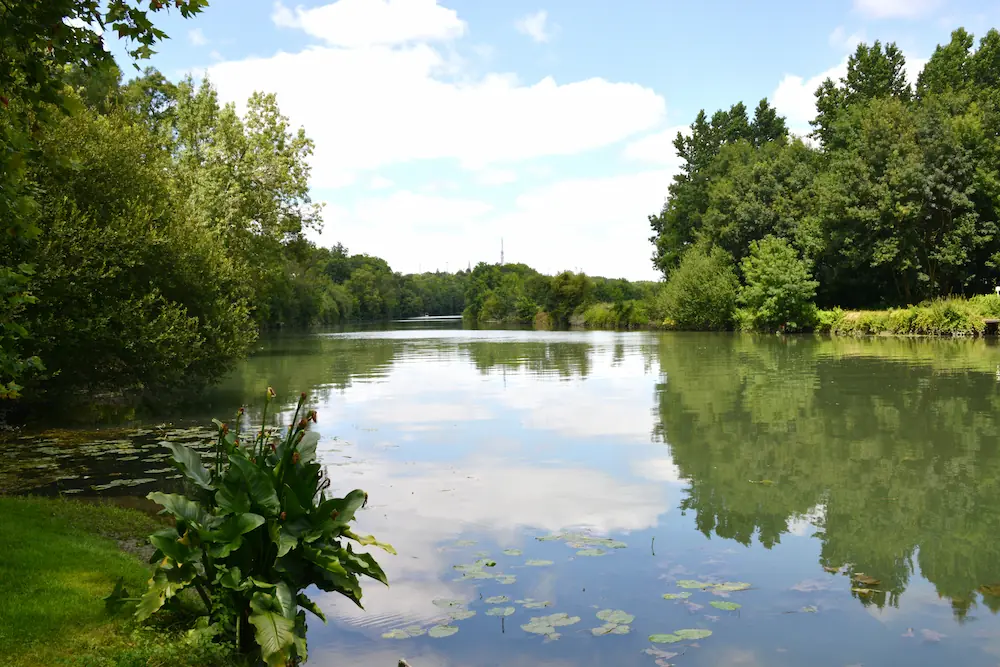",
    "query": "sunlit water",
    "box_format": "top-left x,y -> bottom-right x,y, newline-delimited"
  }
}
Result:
8,323 -> 1000,666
